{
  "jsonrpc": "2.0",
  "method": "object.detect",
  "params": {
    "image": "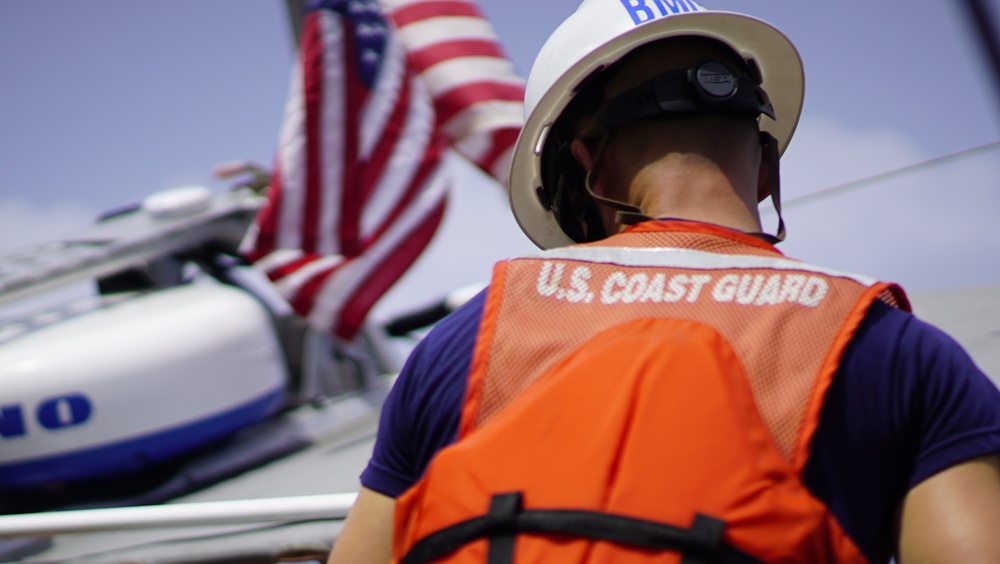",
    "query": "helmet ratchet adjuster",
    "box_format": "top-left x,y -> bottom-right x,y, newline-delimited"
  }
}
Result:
594,59 -> 775,126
